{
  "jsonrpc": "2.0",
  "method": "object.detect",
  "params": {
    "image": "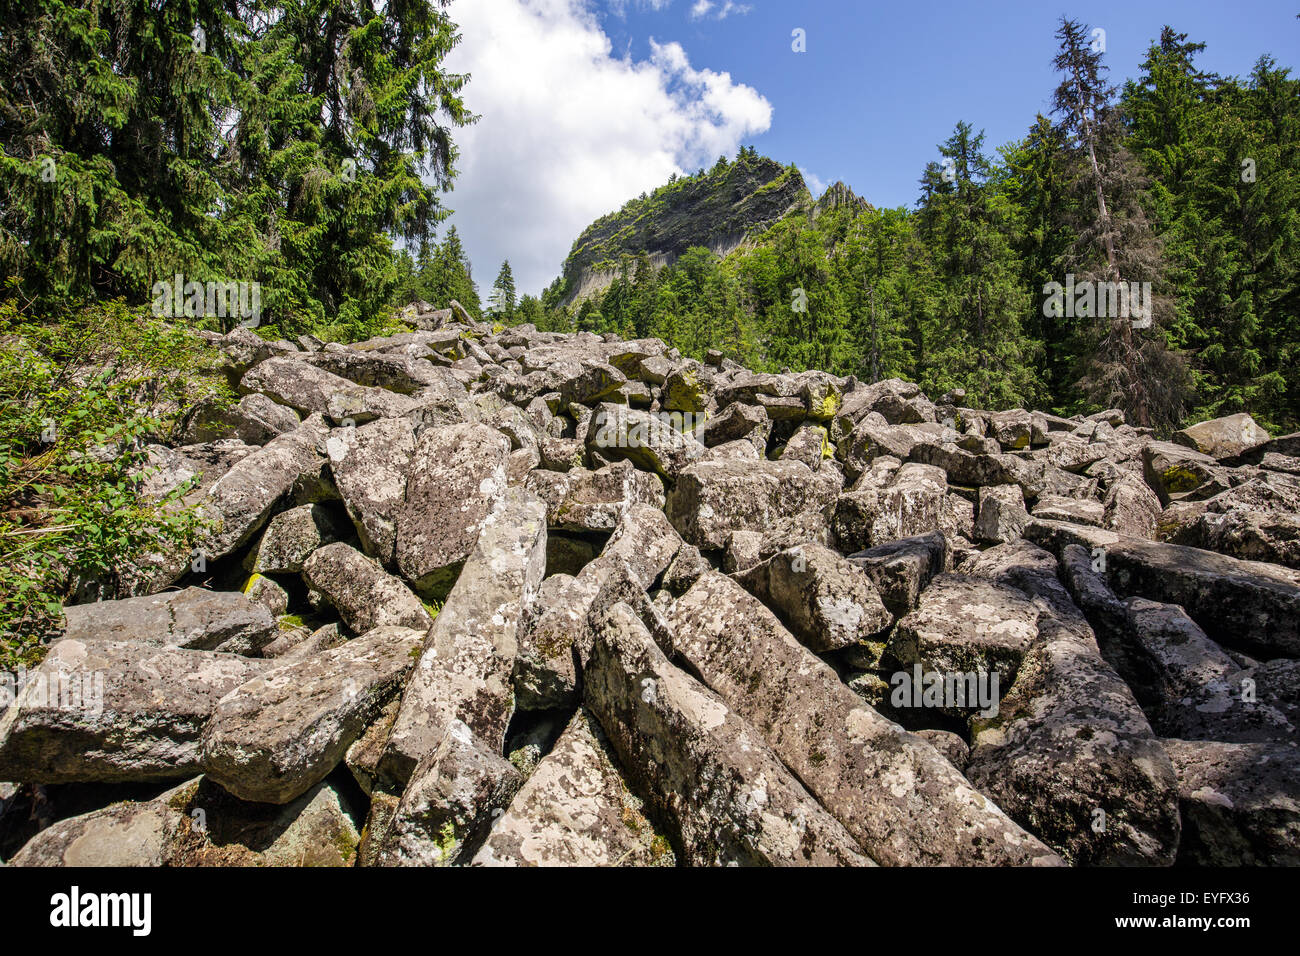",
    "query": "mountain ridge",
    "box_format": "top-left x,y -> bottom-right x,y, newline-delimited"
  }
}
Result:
556,151 -> 817,306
